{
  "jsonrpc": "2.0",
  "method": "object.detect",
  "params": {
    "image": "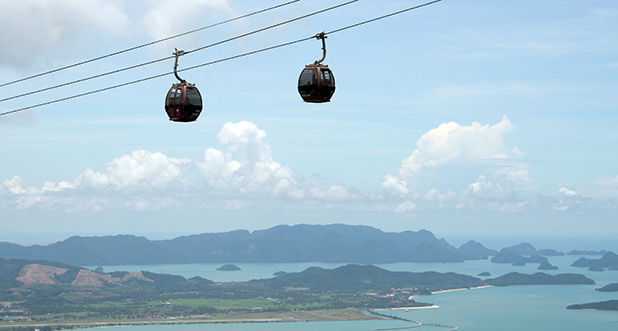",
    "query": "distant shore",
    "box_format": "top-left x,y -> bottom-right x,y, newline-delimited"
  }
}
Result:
391,305 -> 440,310
432,285 -> 493,294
